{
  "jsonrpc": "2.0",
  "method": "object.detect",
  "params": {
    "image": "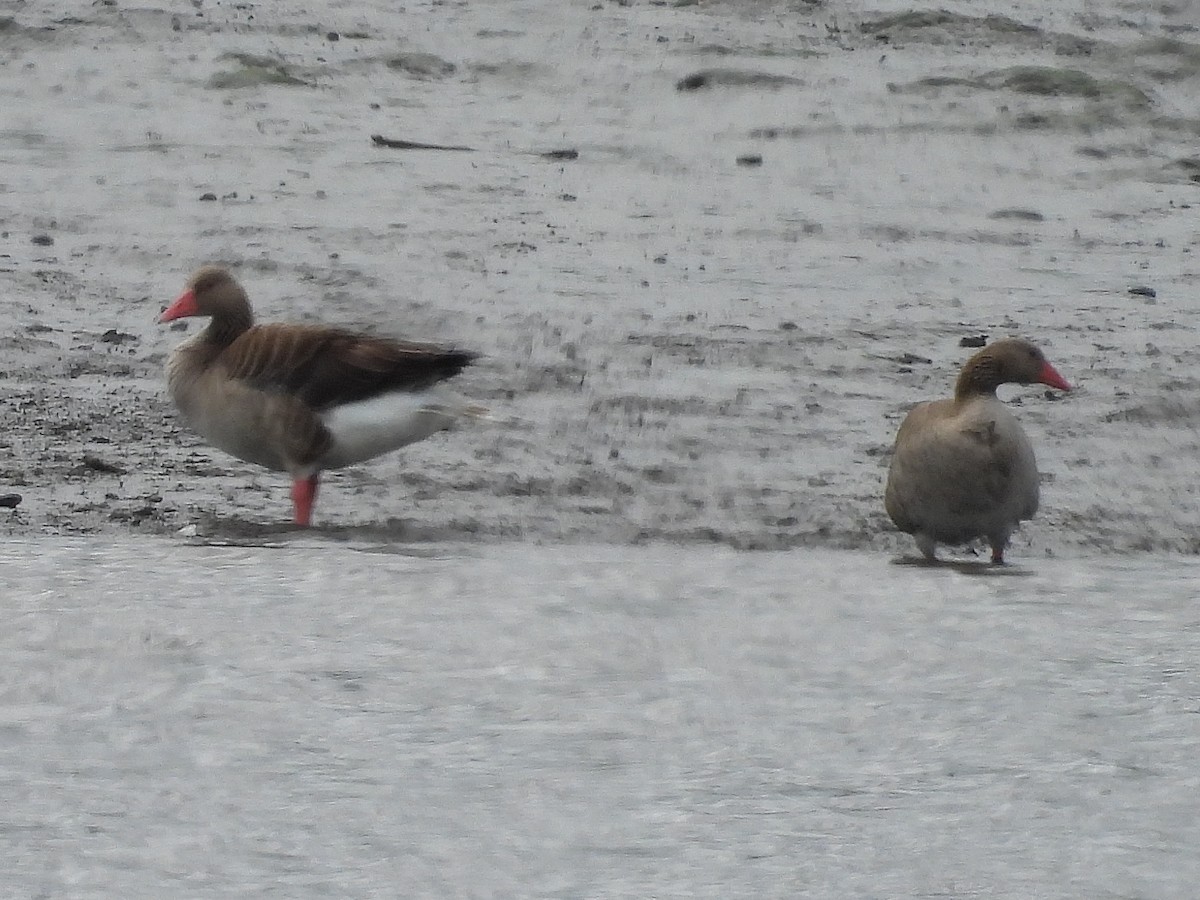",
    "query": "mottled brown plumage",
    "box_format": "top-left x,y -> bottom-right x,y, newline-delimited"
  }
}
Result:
217,322 -> 477,409
159,265 -> 482,526
884,338 -> 1070,564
